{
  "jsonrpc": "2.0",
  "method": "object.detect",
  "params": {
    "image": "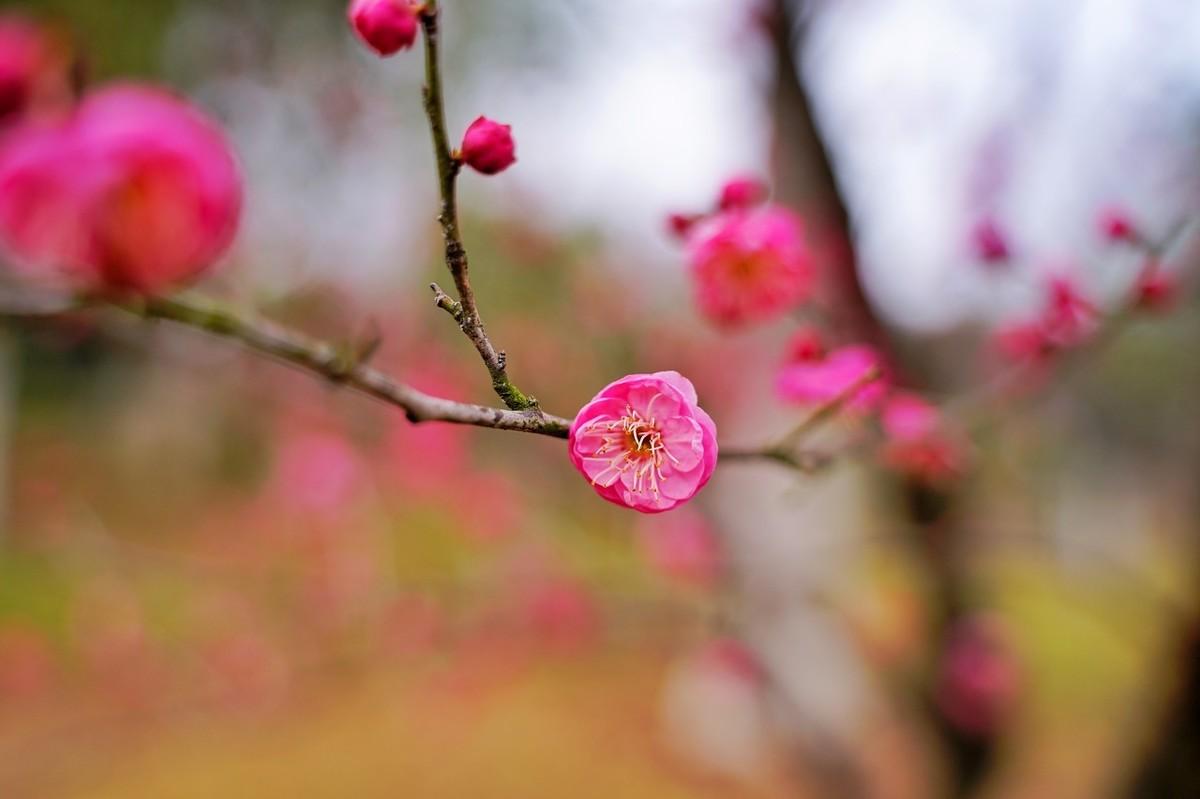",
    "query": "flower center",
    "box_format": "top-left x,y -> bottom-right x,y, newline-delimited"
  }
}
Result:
583,404 -> 680,498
